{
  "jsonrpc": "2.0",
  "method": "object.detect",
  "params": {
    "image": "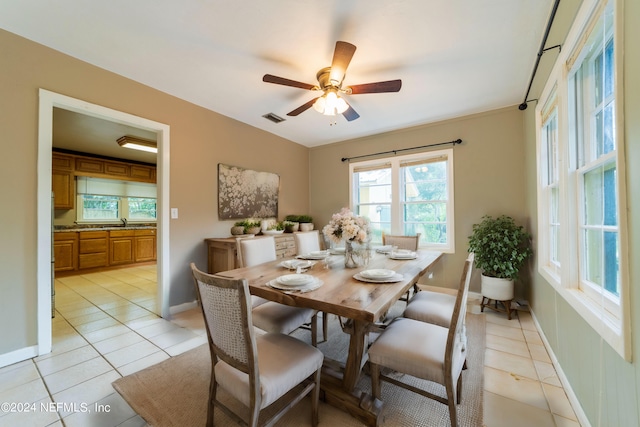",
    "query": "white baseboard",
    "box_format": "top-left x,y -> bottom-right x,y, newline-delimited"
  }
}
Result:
169,300 -> 198,317
0,345 -> 39,369
529,309 -> 592,427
